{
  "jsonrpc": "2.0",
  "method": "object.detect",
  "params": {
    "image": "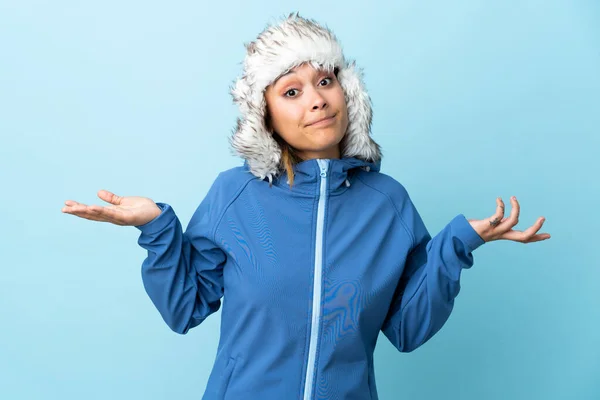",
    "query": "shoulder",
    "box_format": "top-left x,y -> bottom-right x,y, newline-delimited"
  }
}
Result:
215,165 -> 257,188
207,165 -> 258,205
354,169 -> 413,206
188,165 -> 257,229
355,170 -> 424,245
